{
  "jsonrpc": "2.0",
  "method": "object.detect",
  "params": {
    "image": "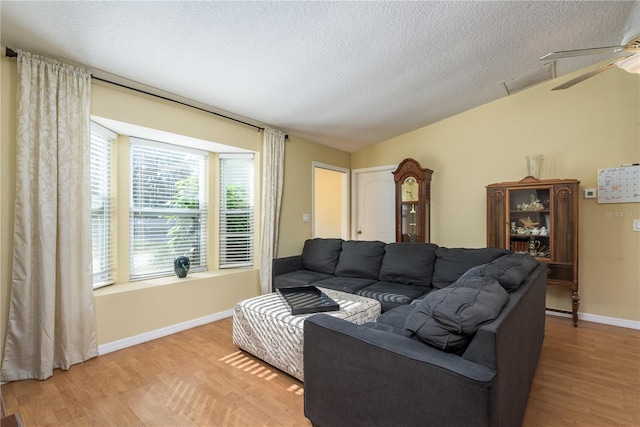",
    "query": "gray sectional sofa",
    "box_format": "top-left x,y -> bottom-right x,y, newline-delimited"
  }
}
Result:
272,238 -> 547,427
273,238 -> 514,311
